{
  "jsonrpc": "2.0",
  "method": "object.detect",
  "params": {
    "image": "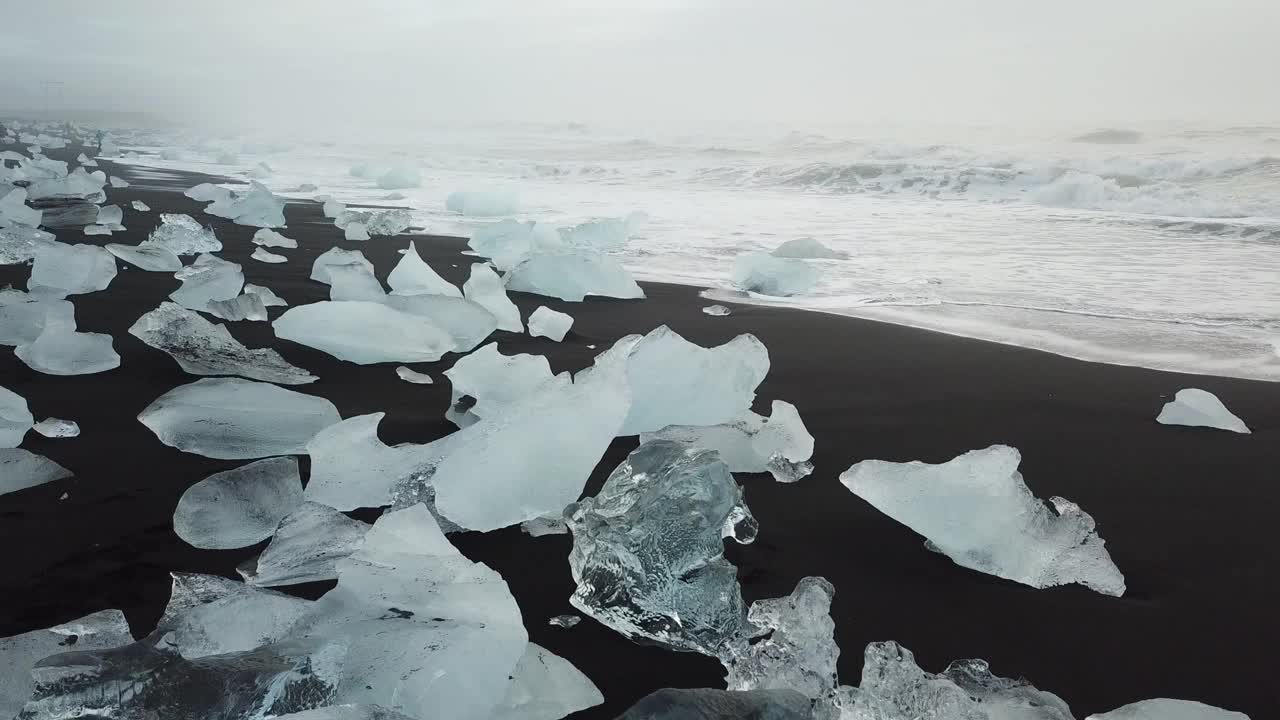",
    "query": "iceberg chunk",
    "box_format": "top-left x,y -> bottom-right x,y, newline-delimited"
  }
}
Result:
240,501 -> 371,587
33,417 -> 79,438
31,242 -> 118,296
206,293 -> 269,322
1,448 -> 73,496
490,643 -> 604,720
522,514 -> 568,537
244,283 -> 288,307
1156,388 -> 1250,434
129,302 -> 316,384
310,247 -> 373,284
732,252 -> 817,296
617,688 -> 812,720
130,200 -> 150,211
105,242 -> 183,272
345,221 -> 370,241
386,294 -> 497,352
169,253 -> 244,311
721,576 -> 839,698
274,300 -> 458,364
396,366 -> 432,384
94,203 -> 123,226
173,457 -> 305,549
0,610 -> 132,720
1086,699 -> 1249,720
507,250 -> 644,302
156,572 -> 311,659
703,304 -> 731,316
184,182 -> 231,203
462,262 -> 522,331
364,208 -> 412,236
527,306 -> 573,341
443,342 -> 555,426
376,164 -> 421,190
644,400 -> 814,482
144,213 -> 221,255
1,385 -> 34,447
446,189 -> 519,217
840,445 -> 1126,596
0,187 -> 42,227
26,167 -> 106,202
0,289 -> 74,346
137,377 -> 340,459
252,228 -> 298,248
203,180 -> 286,228
549,614 -> 580,627
771,237 -> 848,259
566,440 -> 758,654
15,315 -> 120,376
469,220 -> 563,271
388,240 -> 463,297
559,211 -> 647,251
328,261 -> 390,302
251,247 -> 287,263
